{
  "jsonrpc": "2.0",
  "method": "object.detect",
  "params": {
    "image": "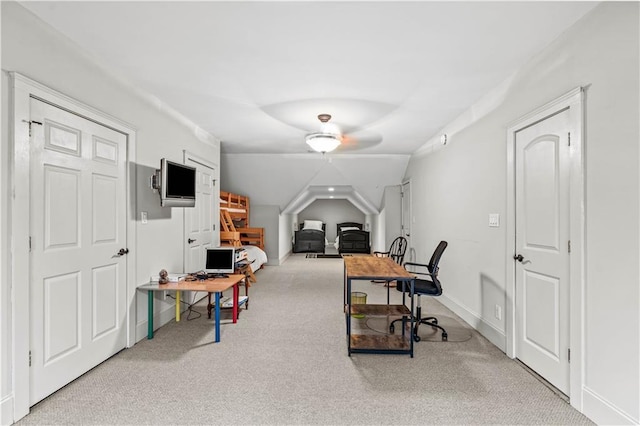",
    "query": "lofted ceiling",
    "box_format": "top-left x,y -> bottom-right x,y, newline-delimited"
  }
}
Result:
19,1 -> 598,215
21,1 -> 598,156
